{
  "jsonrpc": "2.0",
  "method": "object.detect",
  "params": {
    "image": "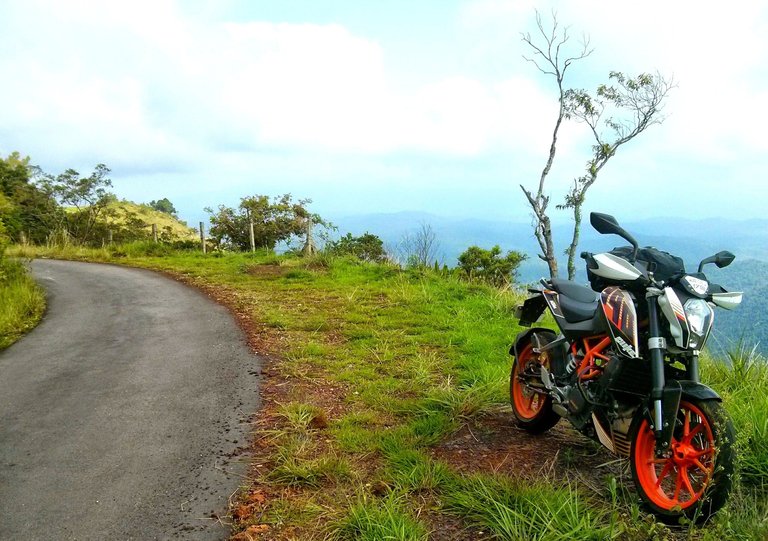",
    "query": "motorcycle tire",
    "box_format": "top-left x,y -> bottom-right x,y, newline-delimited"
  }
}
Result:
509,342 -> 560,434
629,398 -> 735,524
